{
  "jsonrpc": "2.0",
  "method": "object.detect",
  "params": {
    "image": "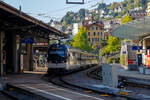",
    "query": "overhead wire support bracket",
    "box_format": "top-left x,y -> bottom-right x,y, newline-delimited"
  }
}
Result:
66,0 -> 84,4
